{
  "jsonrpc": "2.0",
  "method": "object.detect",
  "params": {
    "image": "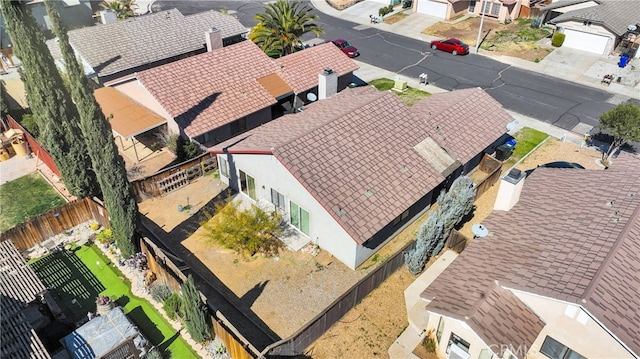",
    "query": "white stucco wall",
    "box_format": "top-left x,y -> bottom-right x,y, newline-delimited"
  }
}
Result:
217,153 -> 362,268
512,290 -> 634,359
551,1 -> 599,13
425,313 -> 497,359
